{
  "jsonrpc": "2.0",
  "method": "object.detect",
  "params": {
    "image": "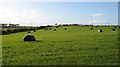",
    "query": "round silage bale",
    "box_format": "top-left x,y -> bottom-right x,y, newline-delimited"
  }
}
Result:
24,35 -> 36,42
